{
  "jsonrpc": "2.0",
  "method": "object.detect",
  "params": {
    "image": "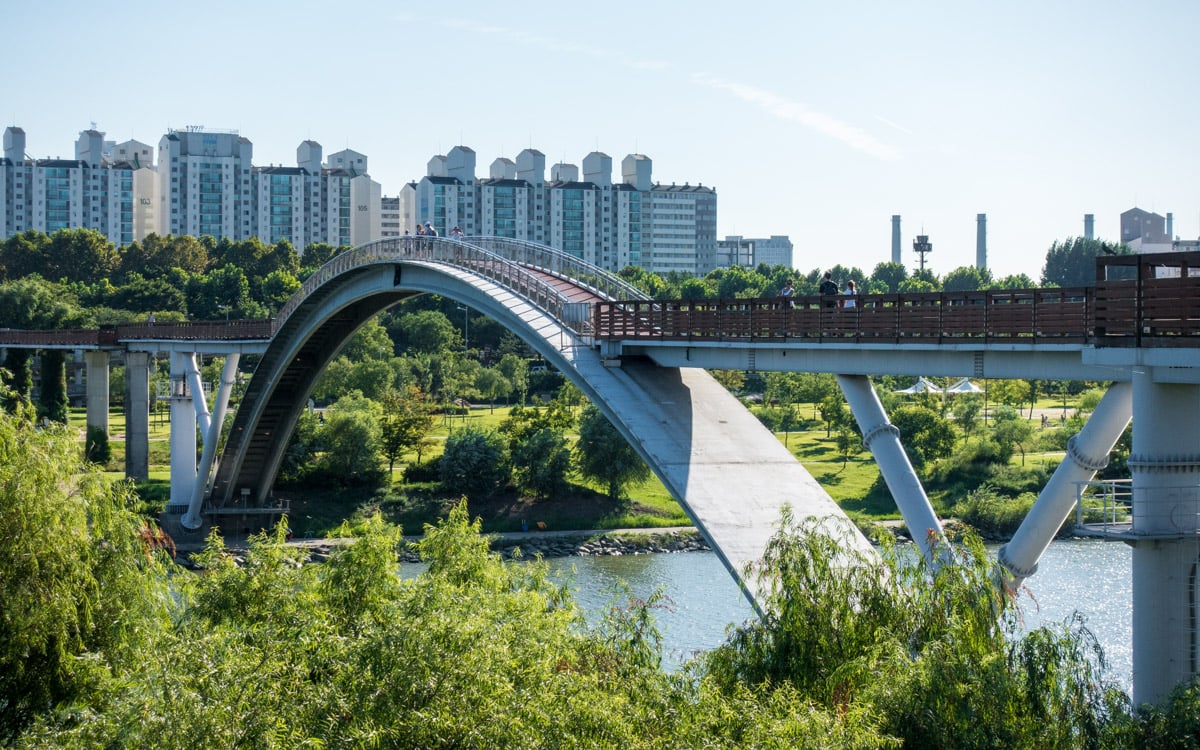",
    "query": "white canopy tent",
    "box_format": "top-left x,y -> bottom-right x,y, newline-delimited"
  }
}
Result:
894,377 -> 943,394
946,377 -> 984,394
